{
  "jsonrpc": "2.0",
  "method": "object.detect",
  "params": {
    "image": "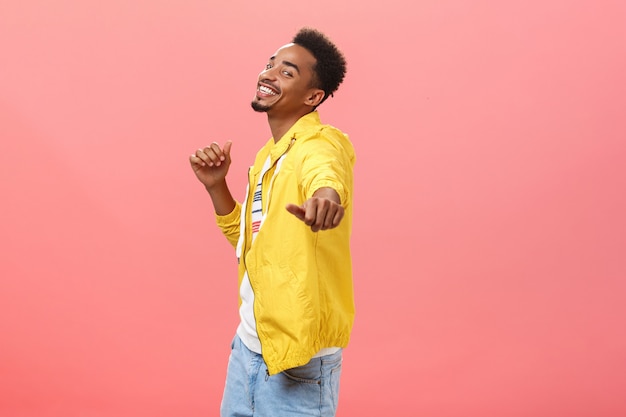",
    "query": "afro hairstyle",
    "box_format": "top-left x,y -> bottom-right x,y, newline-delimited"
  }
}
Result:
292,28 -> 347,106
